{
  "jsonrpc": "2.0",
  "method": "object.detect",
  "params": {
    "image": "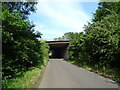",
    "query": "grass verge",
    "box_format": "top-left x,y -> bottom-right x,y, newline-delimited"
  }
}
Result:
67,60 -> 120,83
3,65 -> 45,88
